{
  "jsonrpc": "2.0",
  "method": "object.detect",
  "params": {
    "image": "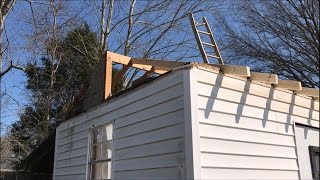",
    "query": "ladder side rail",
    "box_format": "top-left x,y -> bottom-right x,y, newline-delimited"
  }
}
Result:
189,13 -> 209,64
202,17 -> 224,65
